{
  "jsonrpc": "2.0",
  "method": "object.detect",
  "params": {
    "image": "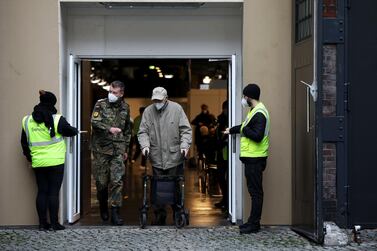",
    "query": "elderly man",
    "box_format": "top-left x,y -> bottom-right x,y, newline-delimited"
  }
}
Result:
137,87 -> 192,225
